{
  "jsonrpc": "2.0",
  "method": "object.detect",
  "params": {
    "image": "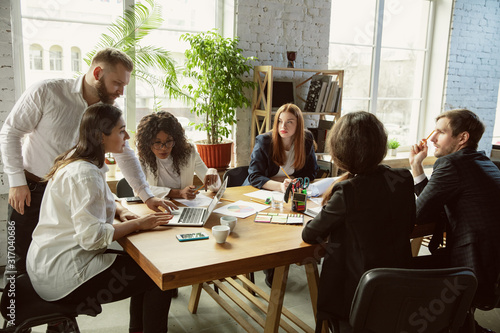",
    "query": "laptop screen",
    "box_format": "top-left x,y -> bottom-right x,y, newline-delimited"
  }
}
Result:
205,178 -> 228,218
